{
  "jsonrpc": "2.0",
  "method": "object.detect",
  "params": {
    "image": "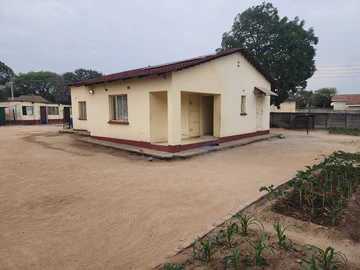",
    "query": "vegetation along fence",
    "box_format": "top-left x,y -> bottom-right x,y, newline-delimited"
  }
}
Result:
270,111 -> 360,129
